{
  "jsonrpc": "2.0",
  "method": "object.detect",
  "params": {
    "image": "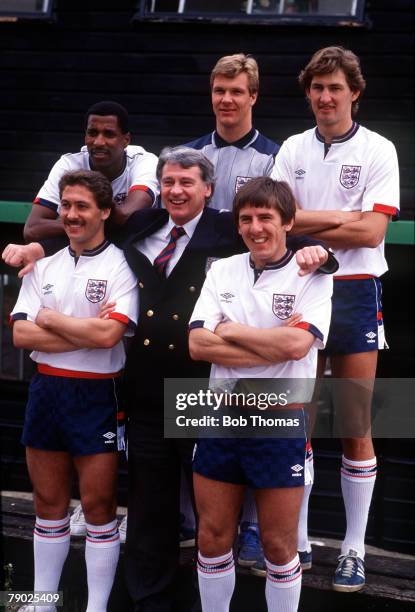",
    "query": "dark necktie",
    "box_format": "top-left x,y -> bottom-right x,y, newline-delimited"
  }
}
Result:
153,226 -> 186,277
